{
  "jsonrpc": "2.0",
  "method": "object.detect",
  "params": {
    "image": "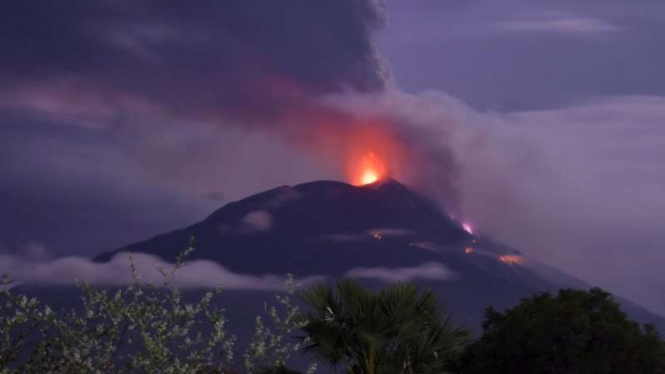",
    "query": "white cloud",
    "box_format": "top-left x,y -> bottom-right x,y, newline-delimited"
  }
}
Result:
498,12 -> 619,35
264,187 -> 300,208
345,262 -> 457,283
241,210 -> 273,233
0,252 -> 325,290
